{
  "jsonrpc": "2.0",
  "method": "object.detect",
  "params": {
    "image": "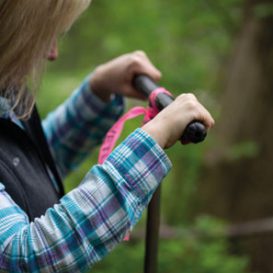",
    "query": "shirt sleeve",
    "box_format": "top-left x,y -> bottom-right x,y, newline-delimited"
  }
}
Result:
42,77 -> 124,177
0,128 -> 172,273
